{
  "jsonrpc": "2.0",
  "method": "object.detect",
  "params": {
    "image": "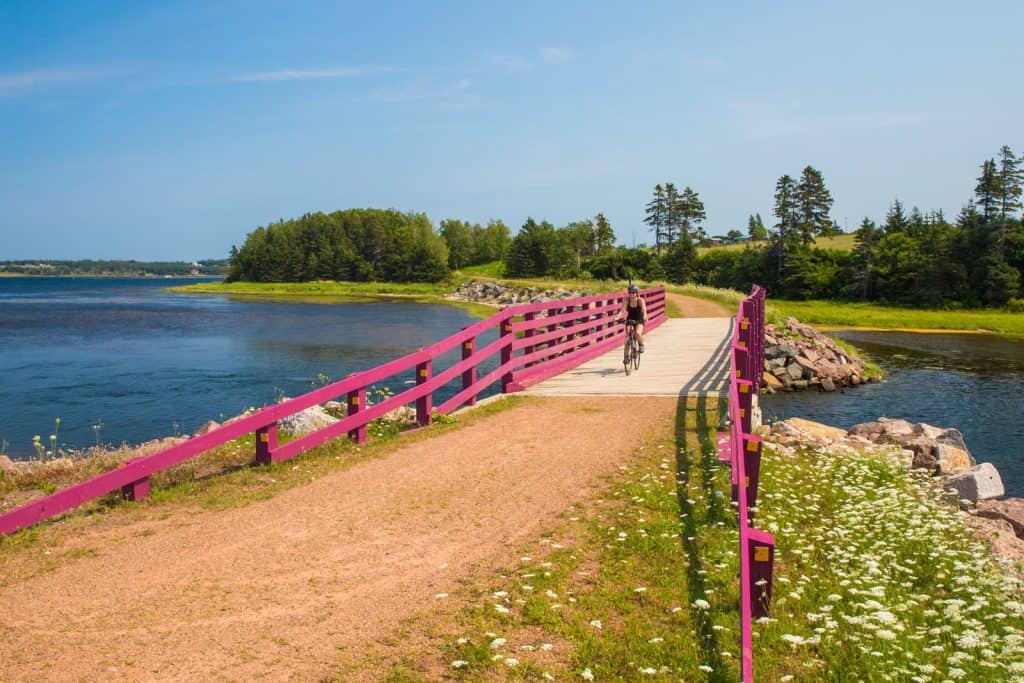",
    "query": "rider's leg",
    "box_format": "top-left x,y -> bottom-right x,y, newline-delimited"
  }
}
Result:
636,323 -> 645,352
